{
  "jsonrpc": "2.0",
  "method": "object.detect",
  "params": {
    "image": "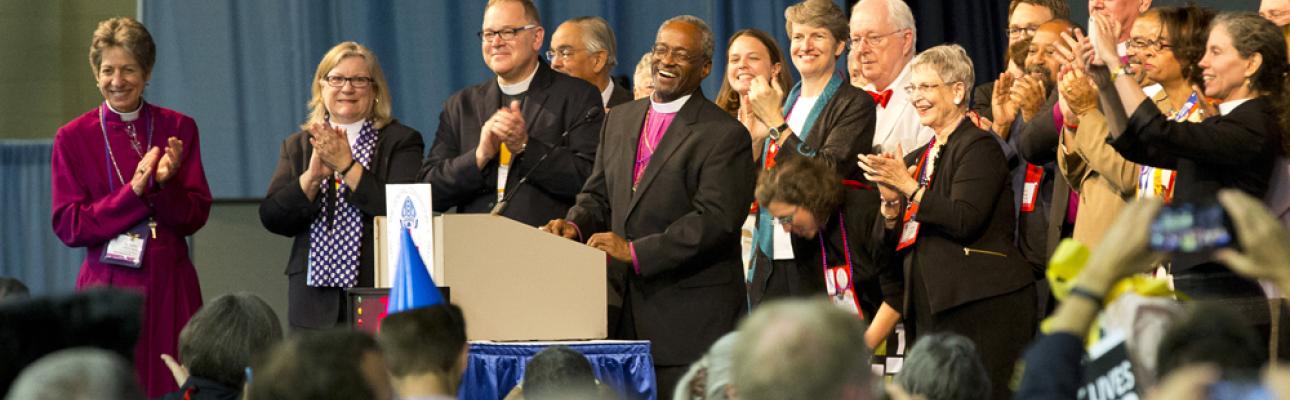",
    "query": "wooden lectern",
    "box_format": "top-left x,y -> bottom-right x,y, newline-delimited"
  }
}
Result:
427,214 -> 606,341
